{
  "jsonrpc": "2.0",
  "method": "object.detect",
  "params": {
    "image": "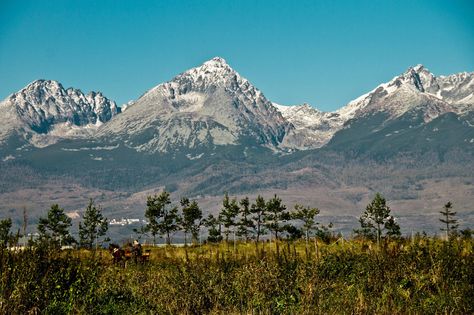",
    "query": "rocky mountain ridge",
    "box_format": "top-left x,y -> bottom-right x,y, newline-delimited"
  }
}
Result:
275,65 -> 474,149
0,59 -> 472,153
0,79 -> 119,147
